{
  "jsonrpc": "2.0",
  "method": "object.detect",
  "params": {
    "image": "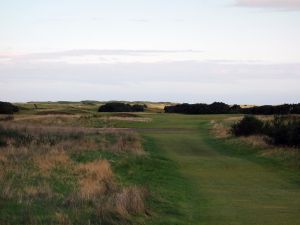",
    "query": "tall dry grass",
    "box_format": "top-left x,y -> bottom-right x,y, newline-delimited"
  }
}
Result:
114,186 -> 148,217
77,160 -> 115,200
0,121 -> 147,223
33,149 -> 71,173
210,120 -> 230,138
108,131 -> 145,155
0,122 -> 144,154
